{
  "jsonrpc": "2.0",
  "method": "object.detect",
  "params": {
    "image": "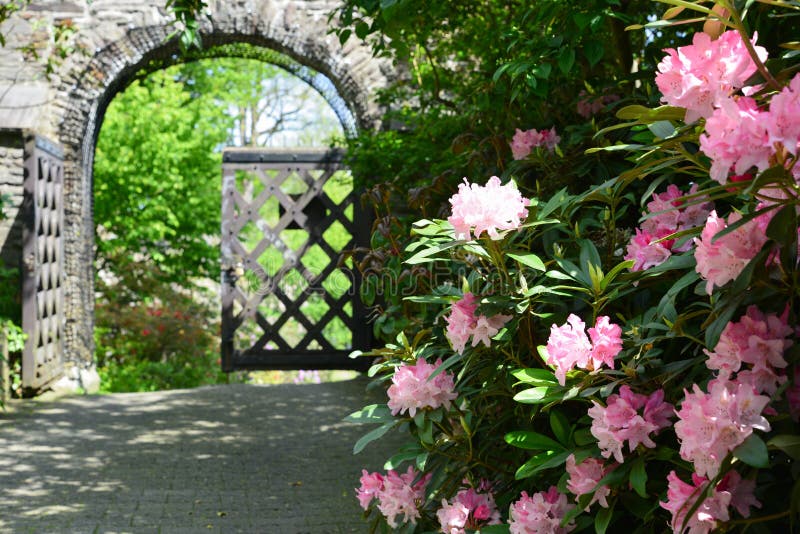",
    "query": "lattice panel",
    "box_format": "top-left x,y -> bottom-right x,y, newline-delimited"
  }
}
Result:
21,136 -> 65,391
220,149 -> 370,370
